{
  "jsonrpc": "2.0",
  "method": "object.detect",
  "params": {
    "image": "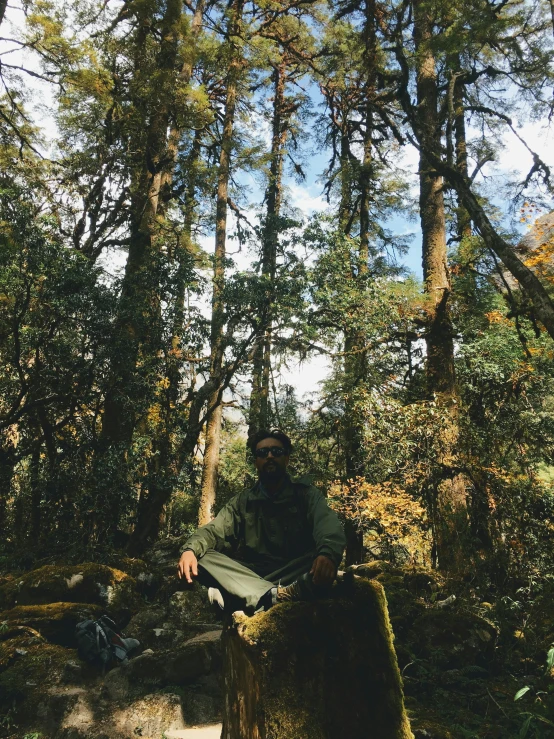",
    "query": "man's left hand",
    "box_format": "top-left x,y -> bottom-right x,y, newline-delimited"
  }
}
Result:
310,555 -> 336,587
